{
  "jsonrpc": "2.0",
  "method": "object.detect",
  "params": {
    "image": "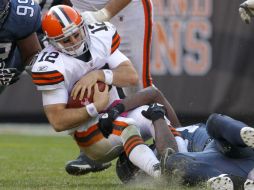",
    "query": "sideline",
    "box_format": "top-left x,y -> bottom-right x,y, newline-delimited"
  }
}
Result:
0,123 -> 68,136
